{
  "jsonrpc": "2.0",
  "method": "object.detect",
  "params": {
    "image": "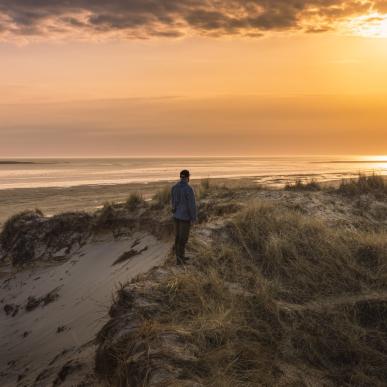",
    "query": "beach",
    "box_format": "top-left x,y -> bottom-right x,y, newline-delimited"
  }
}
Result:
0,181 -> 170,226
1,156 -> 386,226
